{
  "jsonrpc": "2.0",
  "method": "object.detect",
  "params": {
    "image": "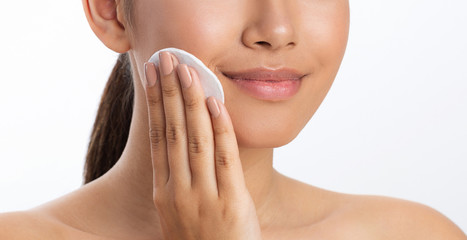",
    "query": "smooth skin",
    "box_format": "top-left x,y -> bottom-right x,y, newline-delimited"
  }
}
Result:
1,0 -> 466,239
143,53 -> 262,240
